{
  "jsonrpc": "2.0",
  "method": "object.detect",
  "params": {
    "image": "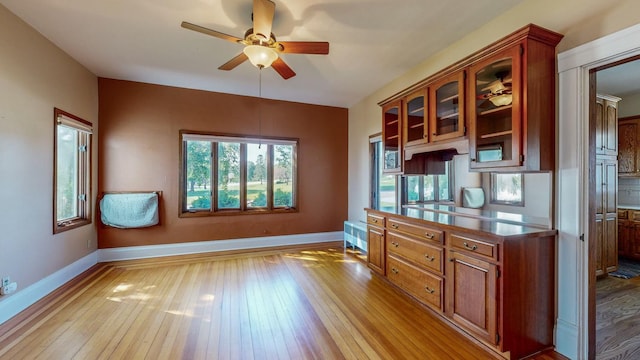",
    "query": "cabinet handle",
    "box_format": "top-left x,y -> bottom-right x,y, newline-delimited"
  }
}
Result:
391,268 -> 399,274
391,223 -> 399,229
463,242 -> 478,251
425,233 -> 435,239
391,241 -> 399,248
425,286 -> 435,294
424,254 -> 435,262
371,218 -> 378,223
